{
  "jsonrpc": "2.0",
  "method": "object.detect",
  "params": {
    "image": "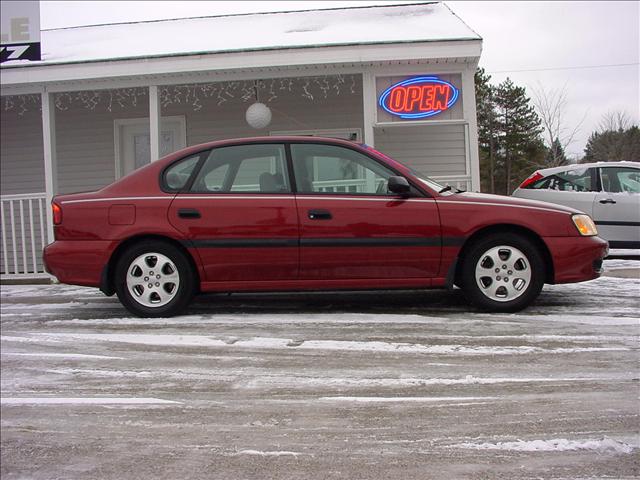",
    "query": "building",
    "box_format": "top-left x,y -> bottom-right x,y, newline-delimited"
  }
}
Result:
0,2 -> 482,278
